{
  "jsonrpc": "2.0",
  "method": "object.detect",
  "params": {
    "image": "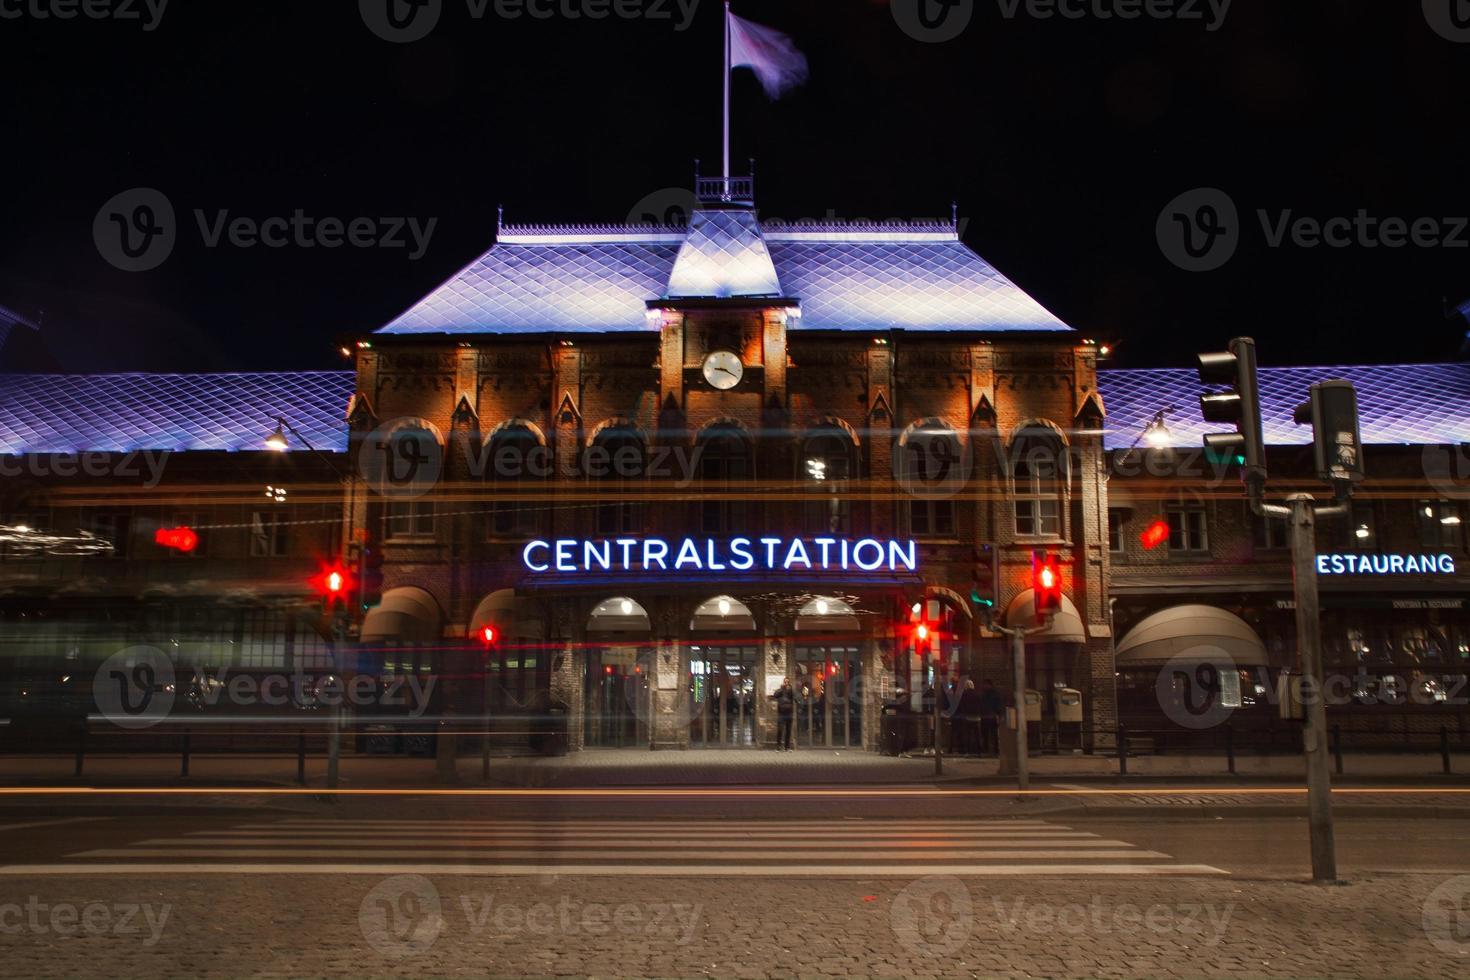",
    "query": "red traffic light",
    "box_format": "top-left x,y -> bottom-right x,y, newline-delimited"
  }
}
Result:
1032,551 -> 1063,623
310,563 -> 353,603
154,527 -> 198,553
478,625 -> 498,646
1139,519 -> 1169,551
